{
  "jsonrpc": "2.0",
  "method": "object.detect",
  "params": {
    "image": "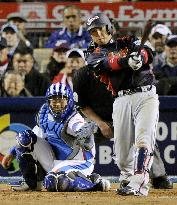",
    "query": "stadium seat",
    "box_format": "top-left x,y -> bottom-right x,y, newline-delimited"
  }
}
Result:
33,48 -> 52,73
